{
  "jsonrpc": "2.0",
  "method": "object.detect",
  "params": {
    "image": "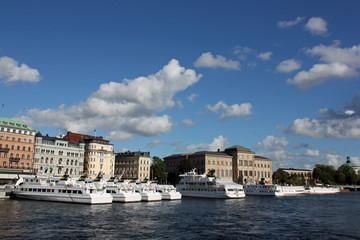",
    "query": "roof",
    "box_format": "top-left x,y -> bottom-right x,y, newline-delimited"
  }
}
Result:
225,145 -> 252,152
340,157 -> 359,168
164,151 -> 231,159
0,117 -> 35,131
255,155 -> 271,161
